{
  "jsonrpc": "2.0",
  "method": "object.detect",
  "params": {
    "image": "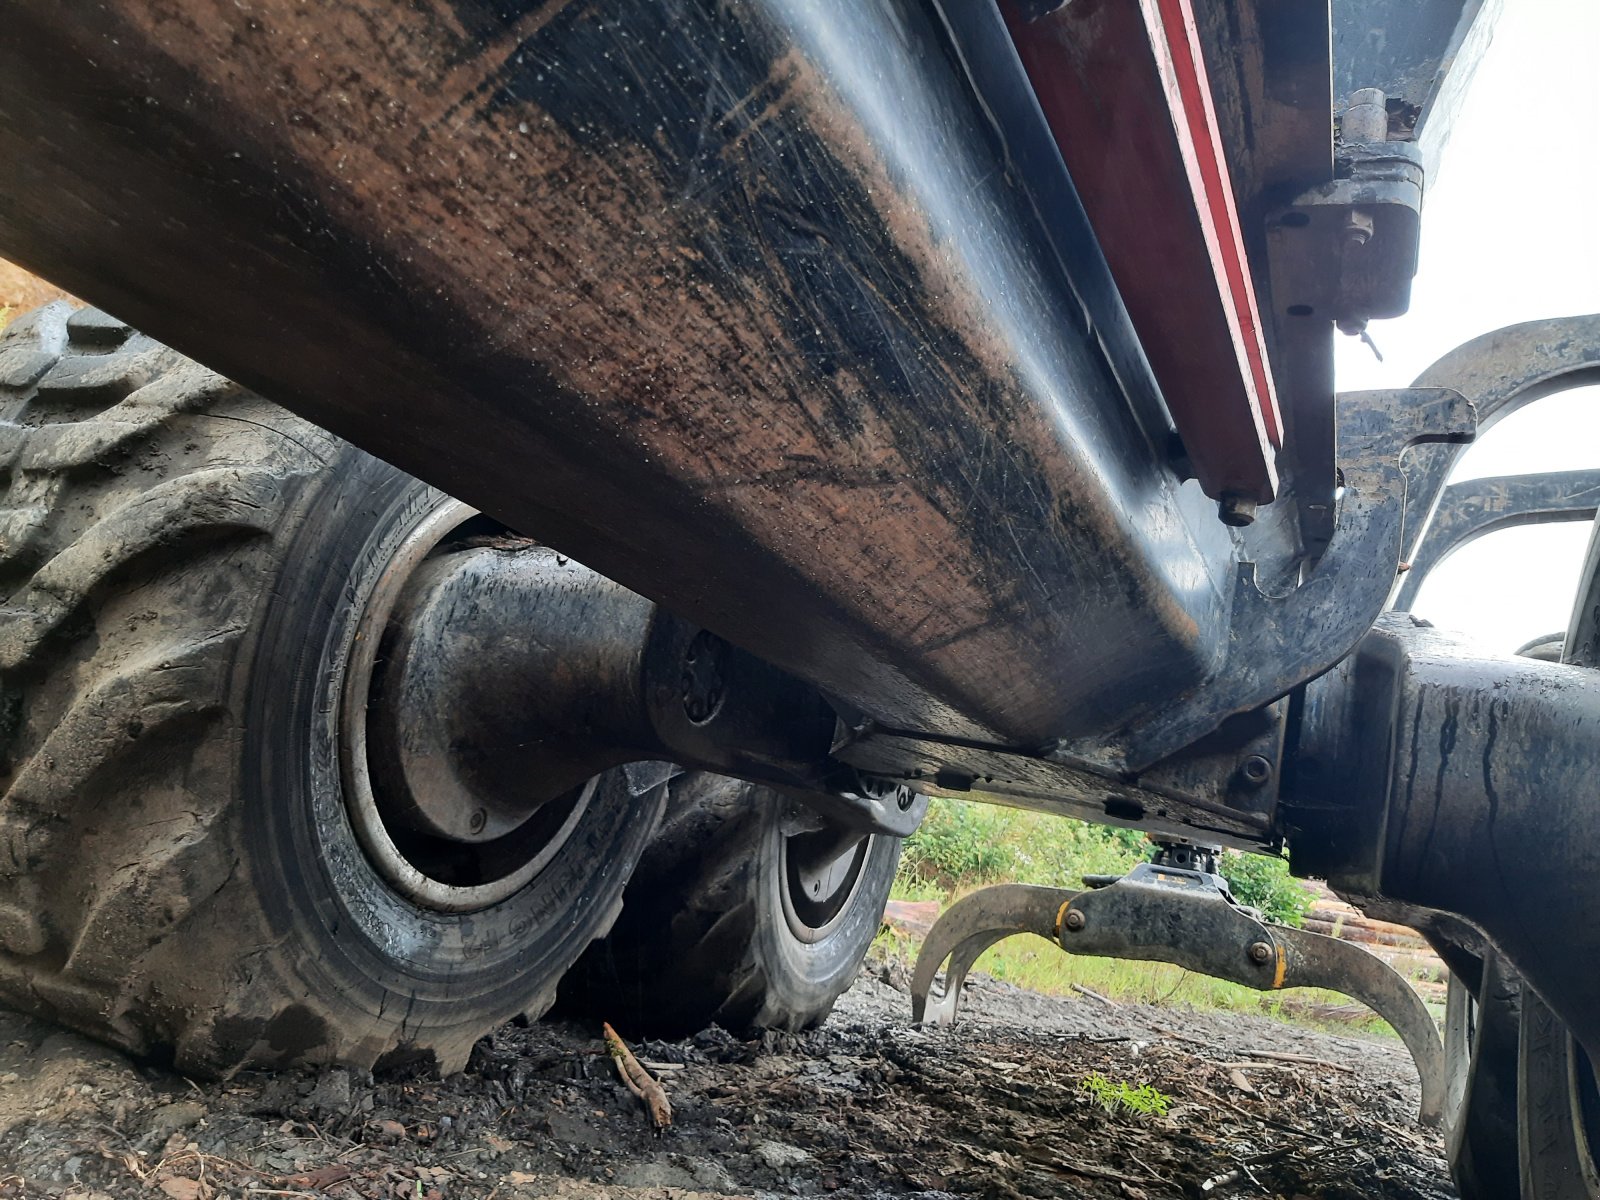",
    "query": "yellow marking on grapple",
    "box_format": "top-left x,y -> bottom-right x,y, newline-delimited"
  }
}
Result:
1054,899 -> 1073,938
1273,944 -> 1288,989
